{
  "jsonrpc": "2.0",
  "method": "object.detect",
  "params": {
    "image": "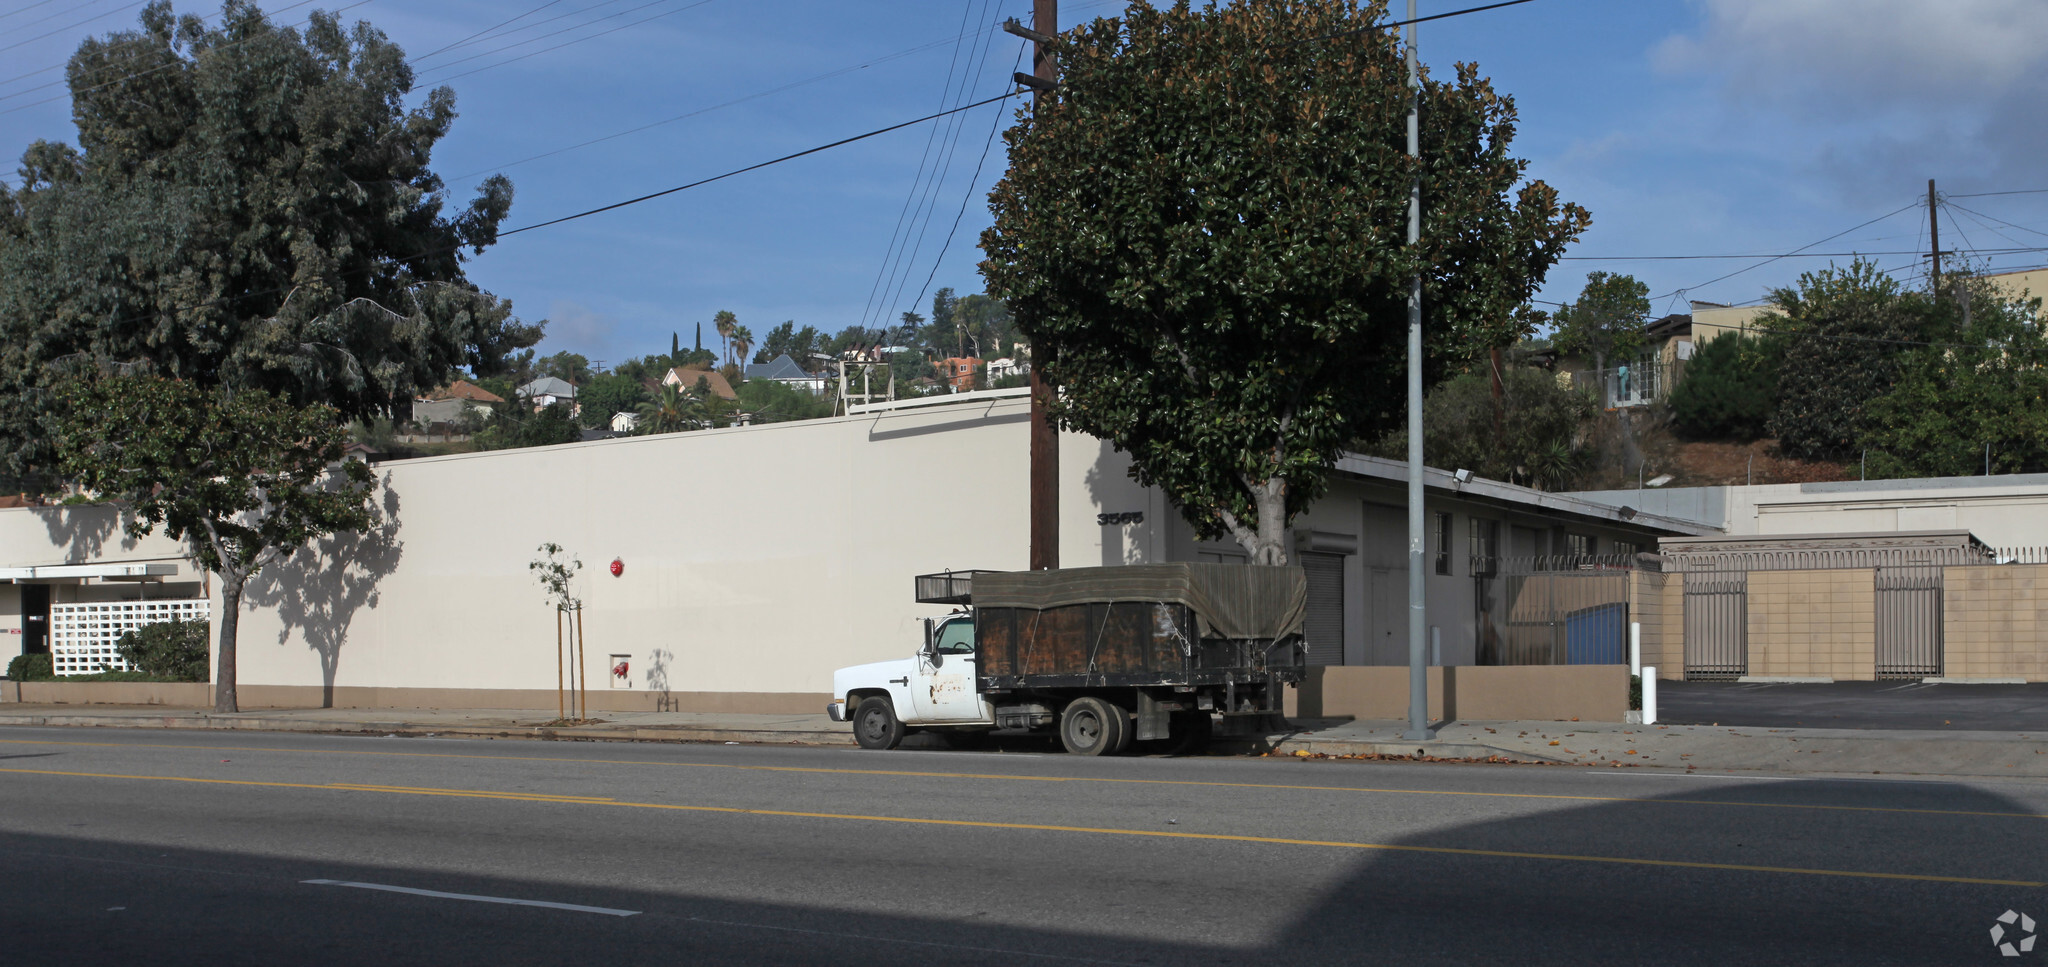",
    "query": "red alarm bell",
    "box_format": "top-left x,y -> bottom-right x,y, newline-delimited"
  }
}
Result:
609,558 -> 624,577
